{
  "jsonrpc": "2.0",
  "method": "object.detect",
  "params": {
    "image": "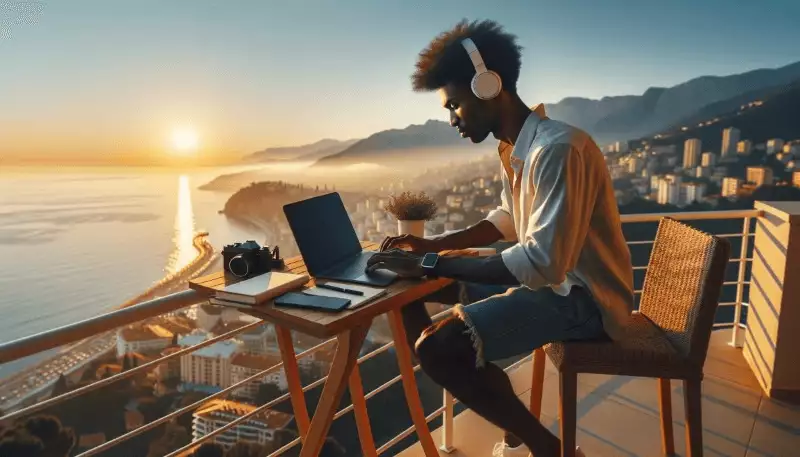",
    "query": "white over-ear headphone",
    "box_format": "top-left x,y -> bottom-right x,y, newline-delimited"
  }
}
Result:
461,37 -> 503,100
